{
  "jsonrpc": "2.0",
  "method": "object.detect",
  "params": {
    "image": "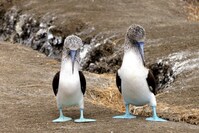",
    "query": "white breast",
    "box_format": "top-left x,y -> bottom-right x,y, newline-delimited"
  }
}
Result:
56,59 -> 84,108
119,51 -> 156,106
